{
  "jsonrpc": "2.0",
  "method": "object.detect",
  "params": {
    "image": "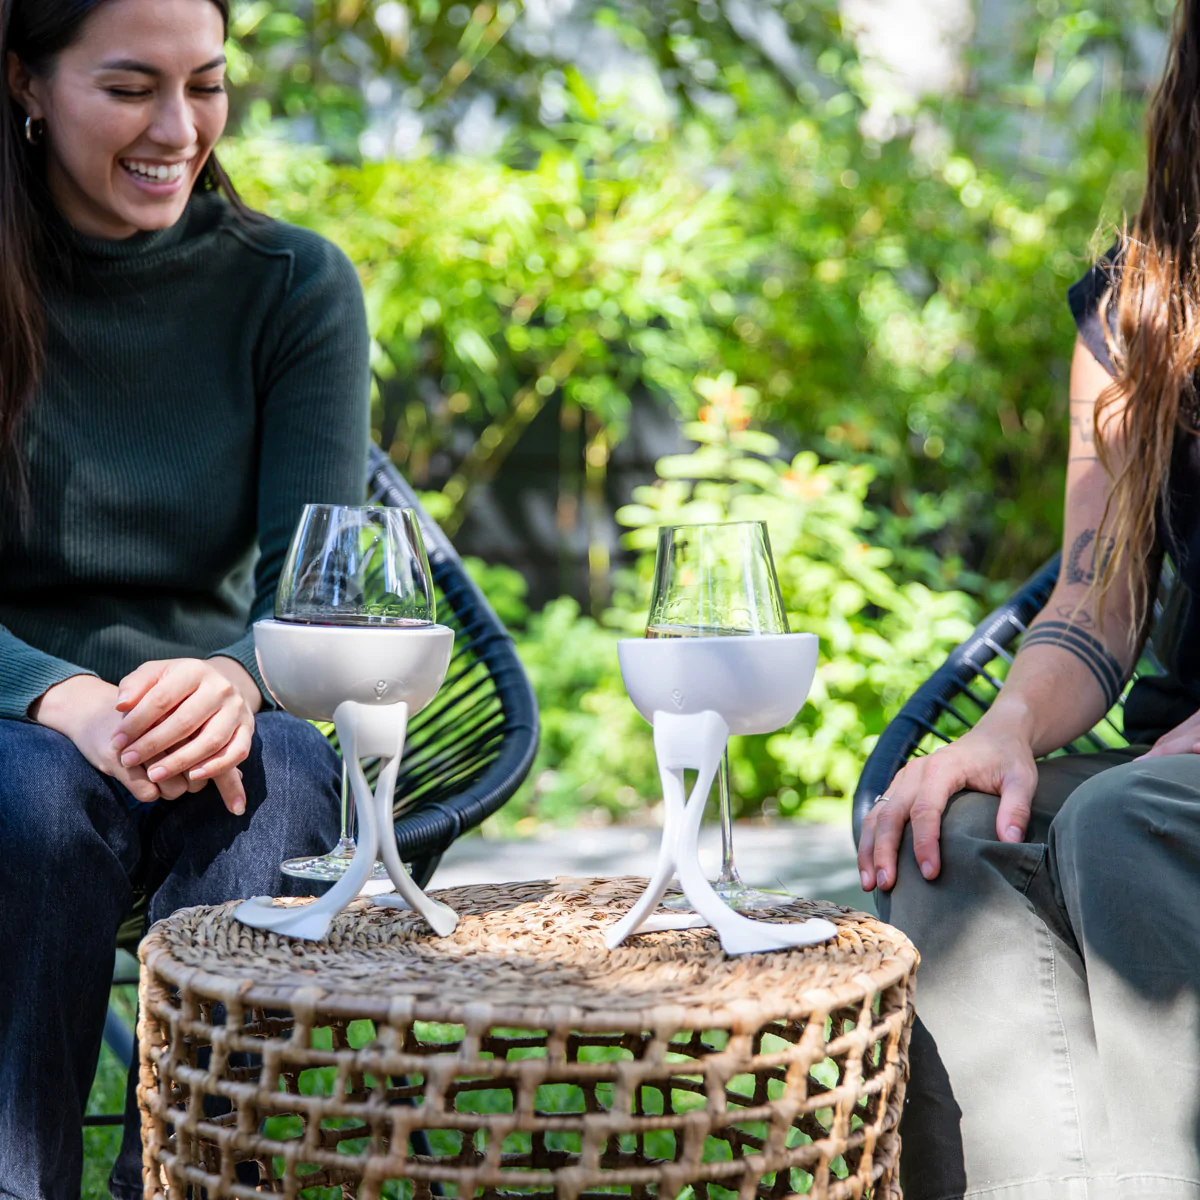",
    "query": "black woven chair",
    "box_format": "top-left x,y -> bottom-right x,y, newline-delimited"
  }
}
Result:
852,553 -> 1175,844
89,447 -> 539,1124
